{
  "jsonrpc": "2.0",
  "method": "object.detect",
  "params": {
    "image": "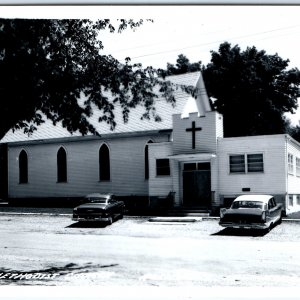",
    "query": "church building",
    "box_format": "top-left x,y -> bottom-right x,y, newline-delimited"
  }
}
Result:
1,71 -> 300,215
